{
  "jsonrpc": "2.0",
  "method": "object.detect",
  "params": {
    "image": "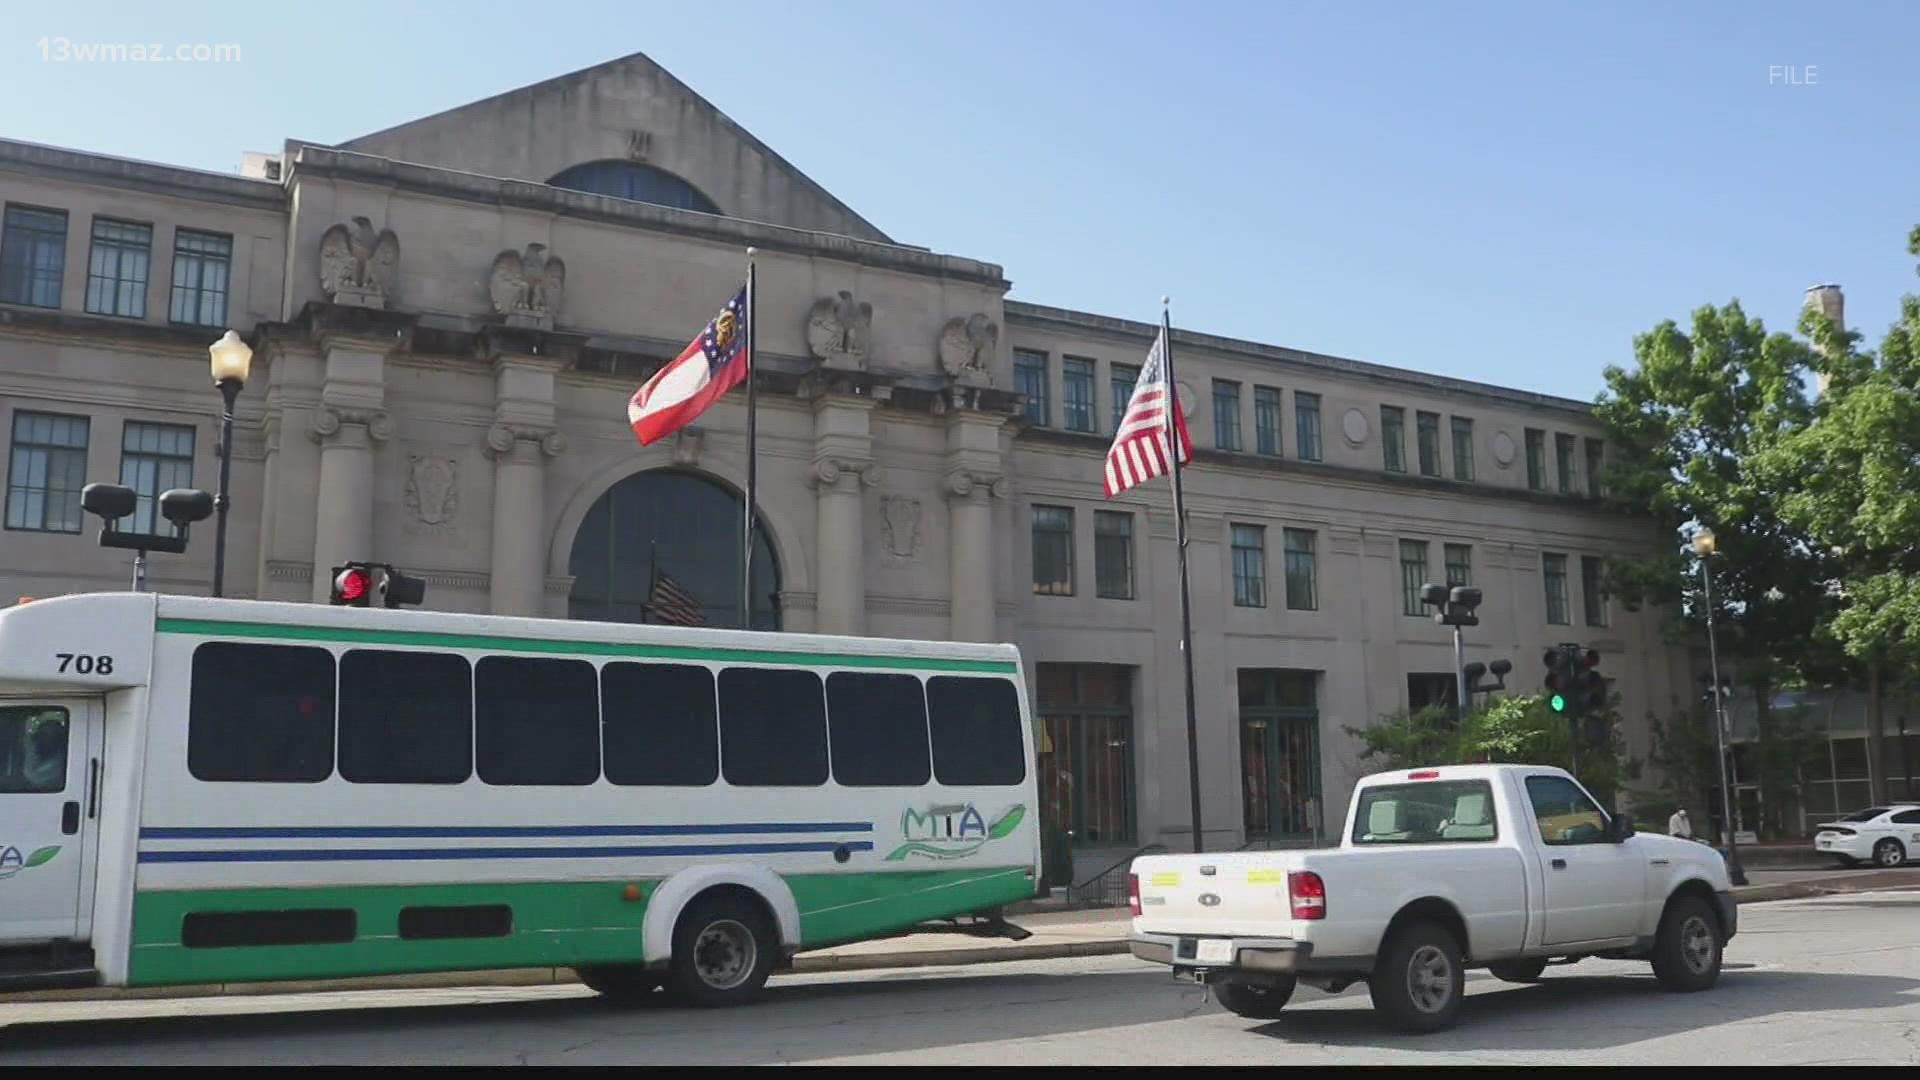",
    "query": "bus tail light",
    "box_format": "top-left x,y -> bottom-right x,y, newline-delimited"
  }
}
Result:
1289,871 -> 1327,920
